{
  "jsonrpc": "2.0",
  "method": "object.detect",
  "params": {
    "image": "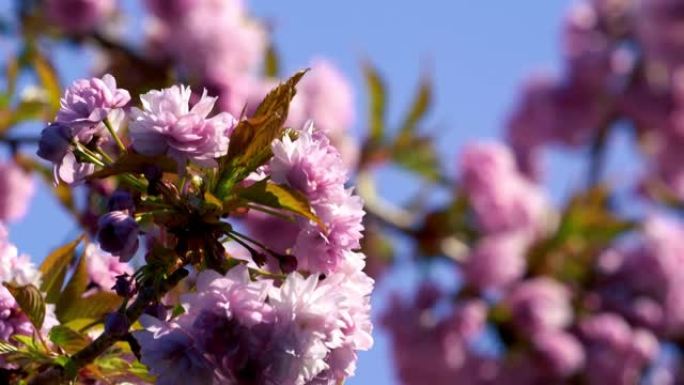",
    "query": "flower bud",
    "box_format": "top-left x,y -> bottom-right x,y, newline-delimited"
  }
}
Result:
97,211 -> 140,262
112,274 -> 133,297
37,122 -> 71,163
107,190 -> 135,212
